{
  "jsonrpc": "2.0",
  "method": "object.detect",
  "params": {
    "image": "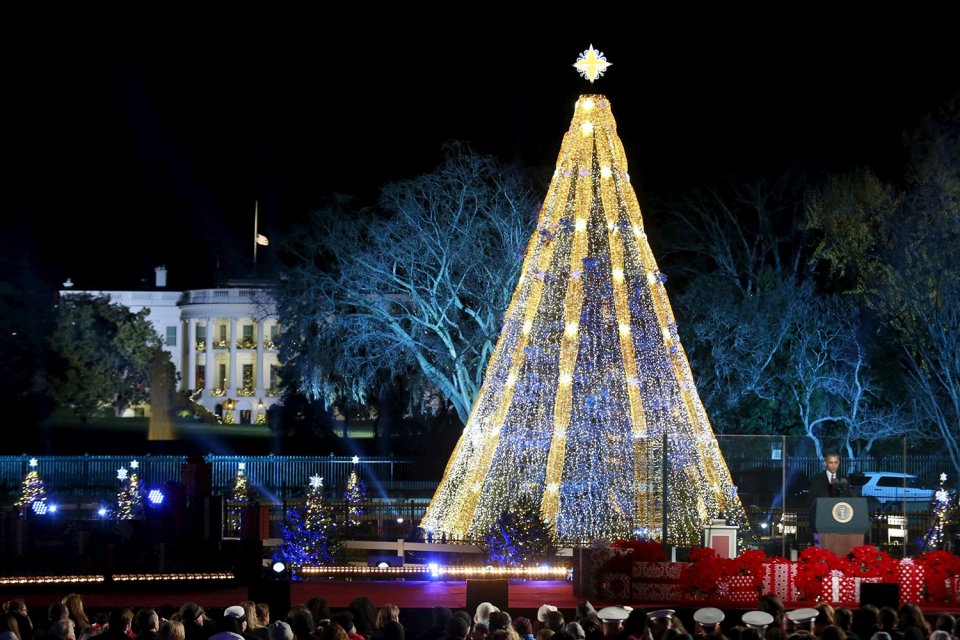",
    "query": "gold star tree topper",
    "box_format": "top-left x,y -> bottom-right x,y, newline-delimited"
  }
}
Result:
574,44 -> 611,83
